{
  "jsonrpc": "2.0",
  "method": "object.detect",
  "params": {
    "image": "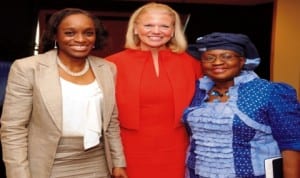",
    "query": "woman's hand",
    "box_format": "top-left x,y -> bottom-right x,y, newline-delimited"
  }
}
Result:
112,167 -> 128,178
282,150 -> 300,178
